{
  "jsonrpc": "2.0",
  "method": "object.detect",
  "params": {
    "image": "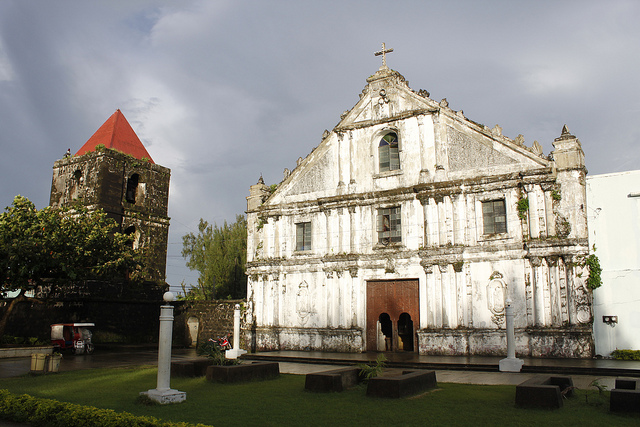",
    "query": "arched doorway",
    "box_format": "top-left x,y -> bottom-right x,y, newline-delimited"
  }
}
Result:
397,312 -> 414,351
378,313 -> 392,351
186,316 -> 199,348
366,279 -> 419,352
